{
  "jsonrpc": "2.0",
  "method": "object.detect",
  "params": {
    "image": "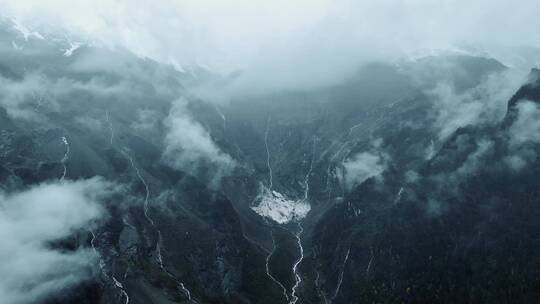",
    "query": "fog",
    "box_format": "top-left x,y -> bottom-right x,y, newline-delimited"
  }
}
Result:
0,2 -> 540,302
163,98 -> 236,187
0,178 -> 115,304
503,101 -> 540,170
429,69 -> 527,140
340,151 -> 386,190
2,0 -> 540,96
508,101 -> 540,147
